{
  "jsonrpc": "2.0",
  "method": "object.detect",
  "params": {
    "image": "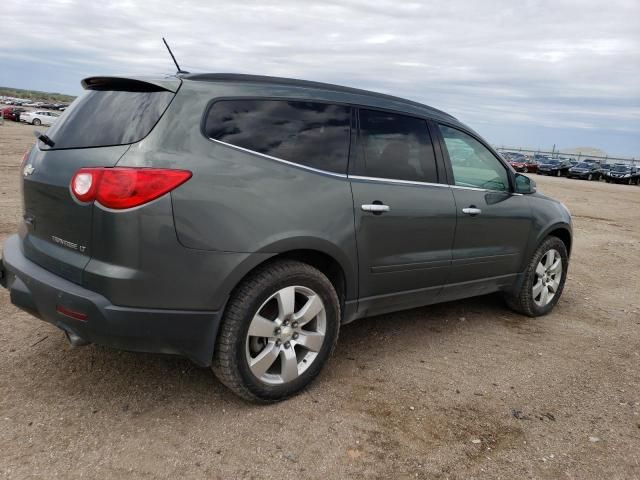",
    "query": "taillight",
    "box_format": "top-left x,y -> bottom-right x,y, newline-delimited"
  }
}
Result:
70,168 -> 192,209
20,145 -> 33,168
